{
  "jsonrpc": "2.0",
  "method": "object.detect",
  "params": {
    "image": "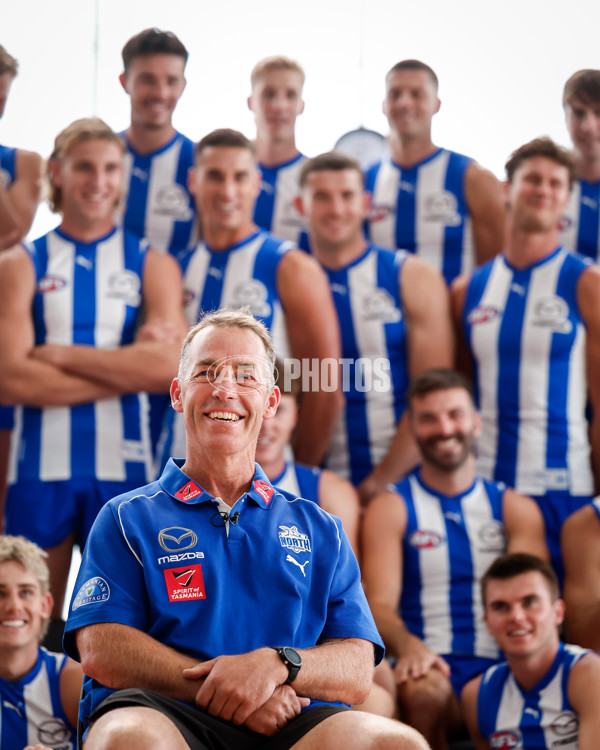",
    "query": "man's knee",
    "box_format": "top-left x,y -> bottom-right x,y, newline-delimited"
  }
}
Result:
84,706 -> 189,750
397,669 -> 454,720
